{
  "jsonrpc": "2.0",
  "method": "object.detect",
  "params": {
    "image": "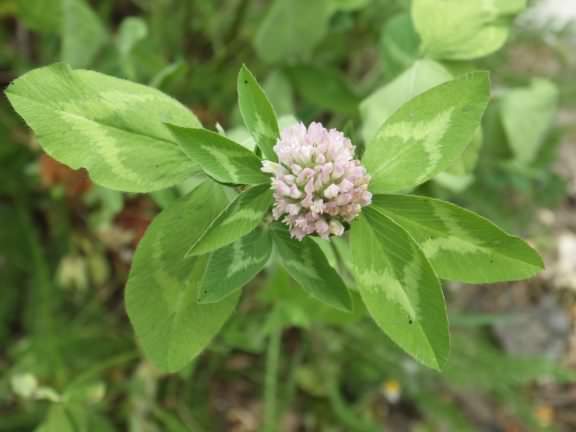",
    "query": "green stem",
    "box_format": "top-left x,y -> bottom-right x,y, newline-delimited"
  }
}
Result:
68,351 -> 138,389
263,312 -> 282,432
